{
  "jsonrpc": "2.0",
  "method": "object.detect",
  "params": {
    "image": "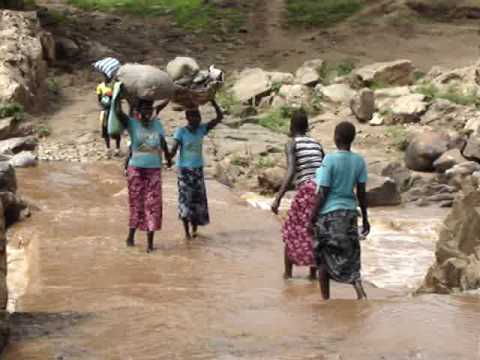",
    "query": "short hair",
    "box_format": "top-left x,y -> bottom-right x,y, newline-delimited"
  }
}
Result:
186,108 -> 201,119
335,121 -> 356,145
290,109 -> 308,134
